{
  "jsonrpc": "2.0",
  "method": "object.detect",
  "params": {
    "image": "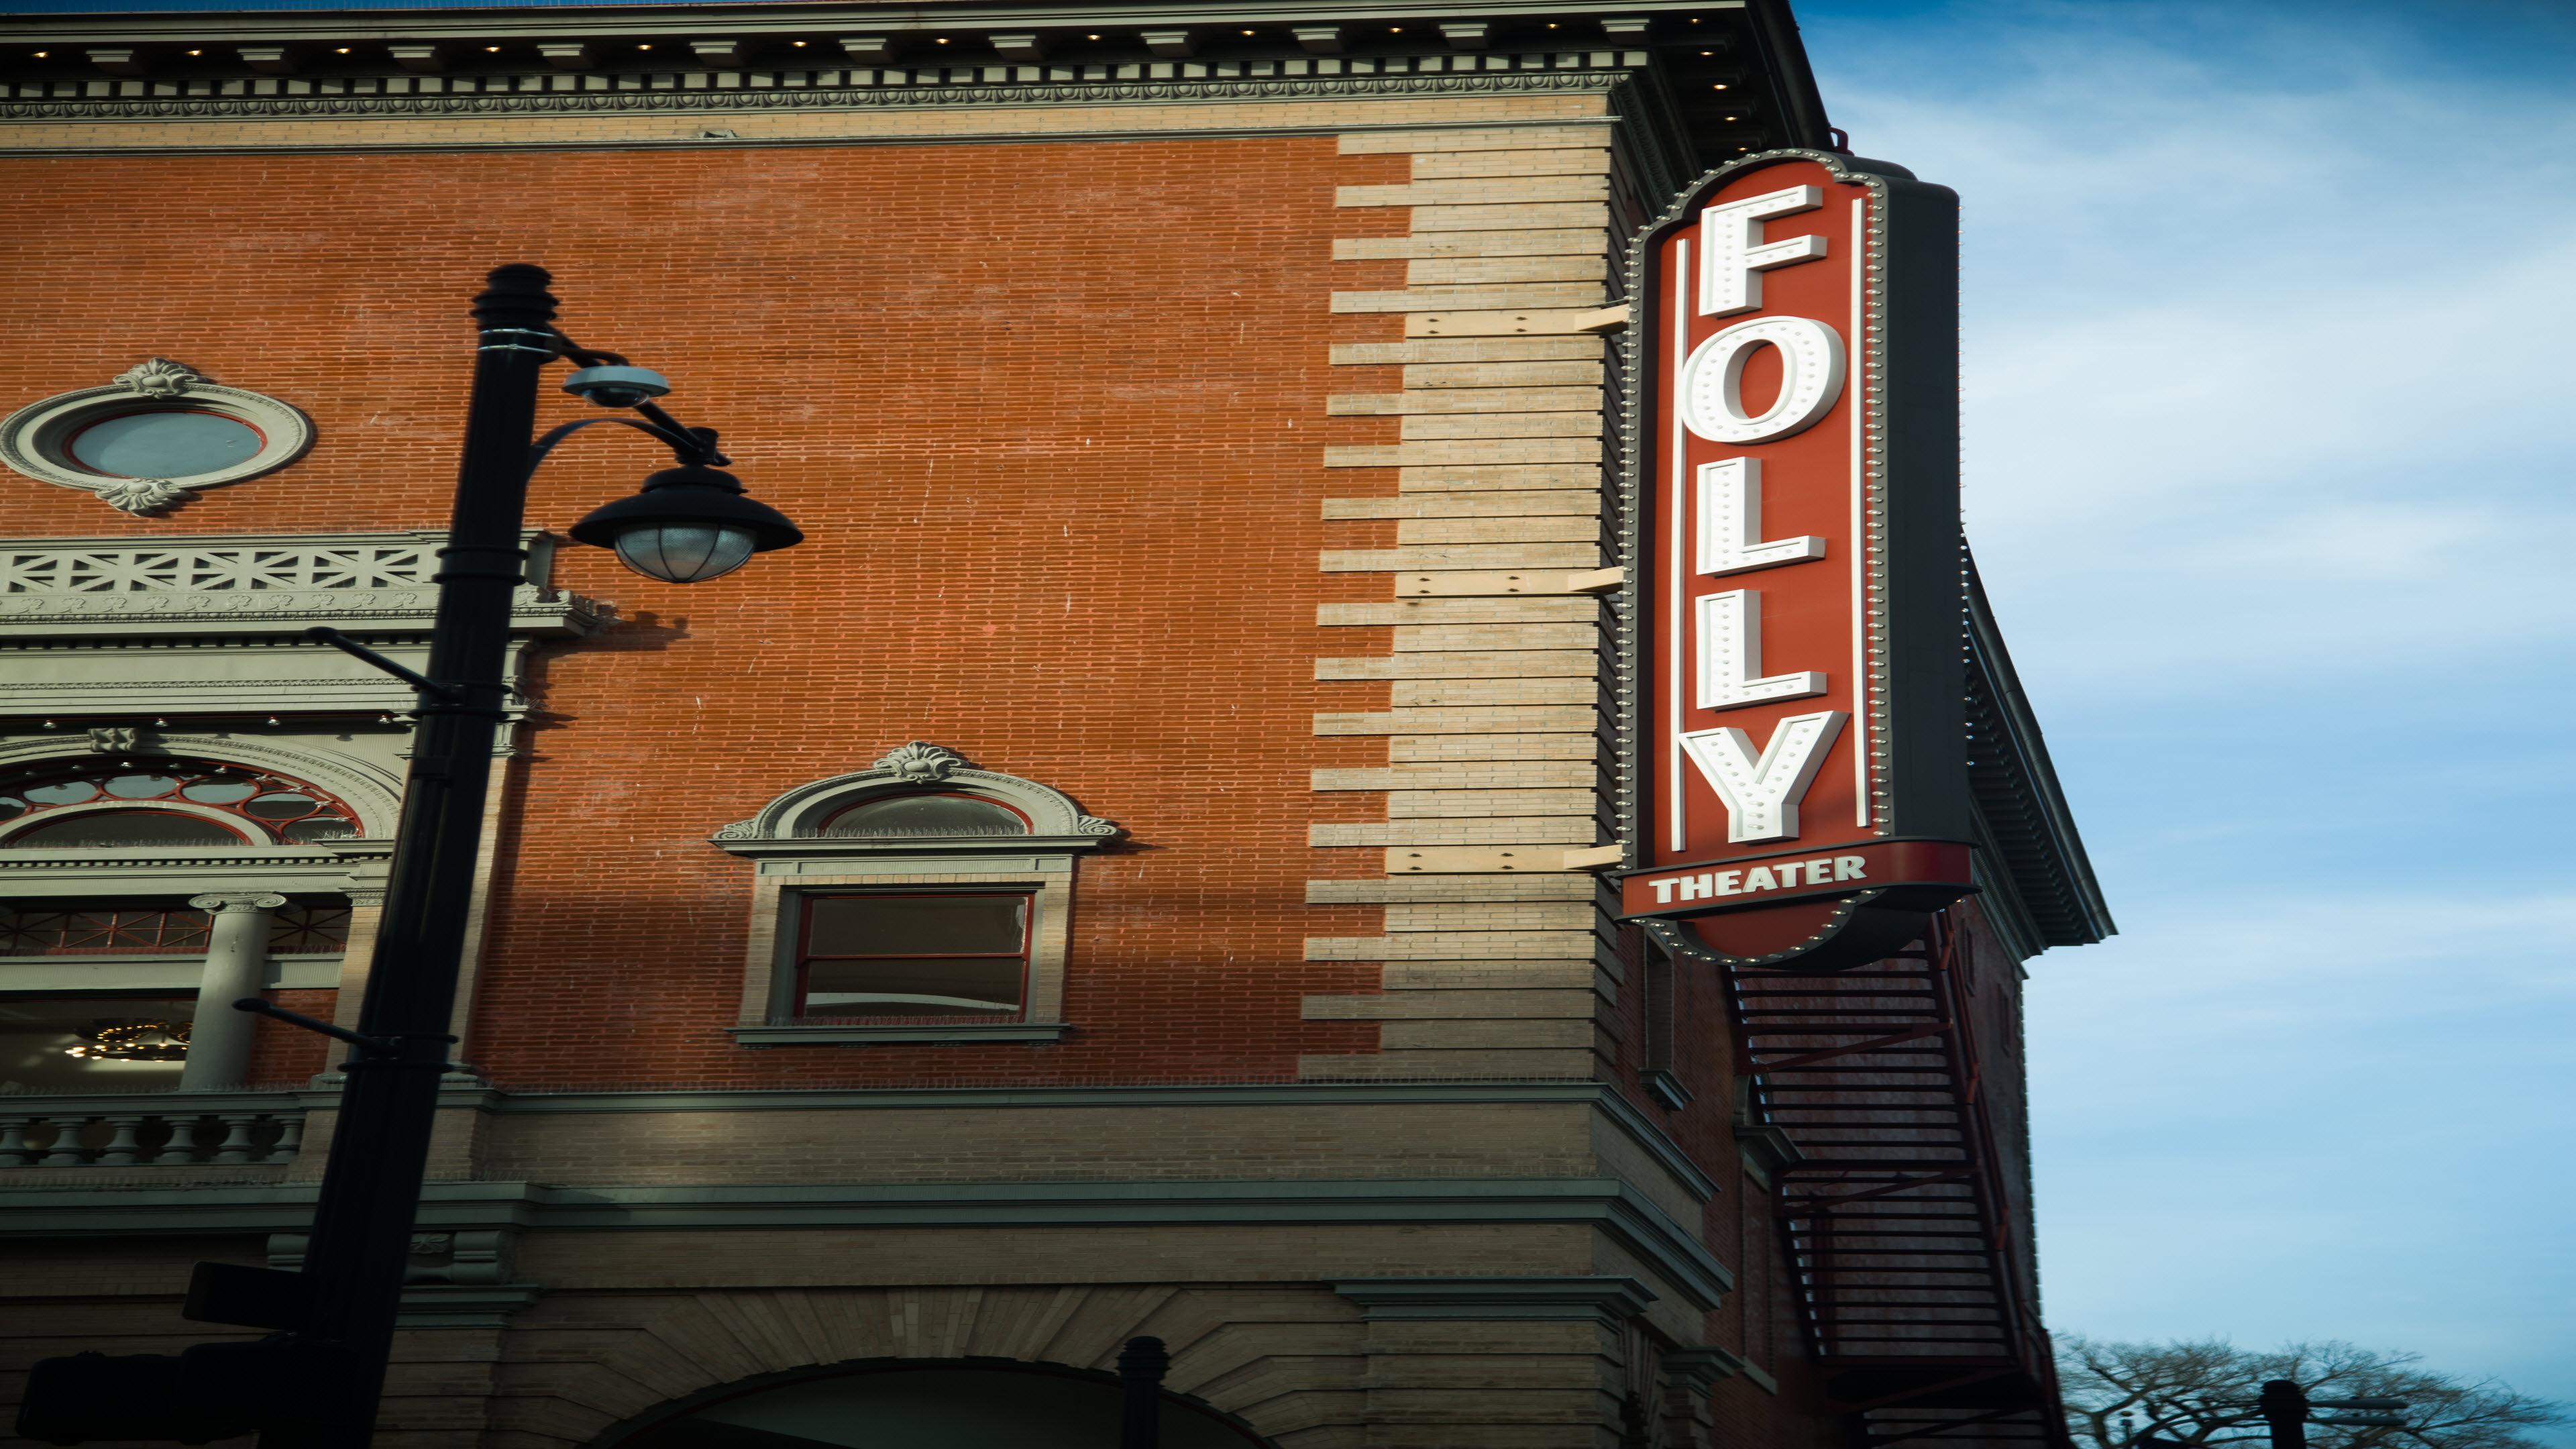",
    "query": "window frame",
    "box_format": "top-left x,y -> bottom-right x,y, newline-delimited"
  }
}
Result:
713,743 -> 1118,1048
0,358 -> 315,516
1638,934 -> 1693,1112
789,887 -> 1036,1023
